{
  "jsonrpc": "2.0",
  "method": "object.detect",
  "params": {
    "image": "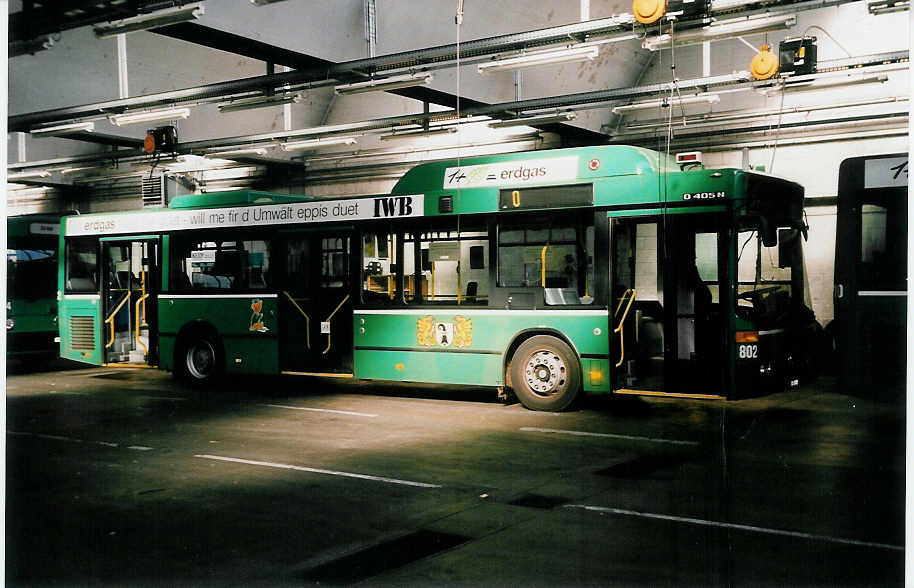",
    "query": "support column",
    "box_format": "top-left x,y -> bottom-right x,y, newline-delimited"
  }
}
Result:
117,34 -> 129,99
364,0 -> 377,57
